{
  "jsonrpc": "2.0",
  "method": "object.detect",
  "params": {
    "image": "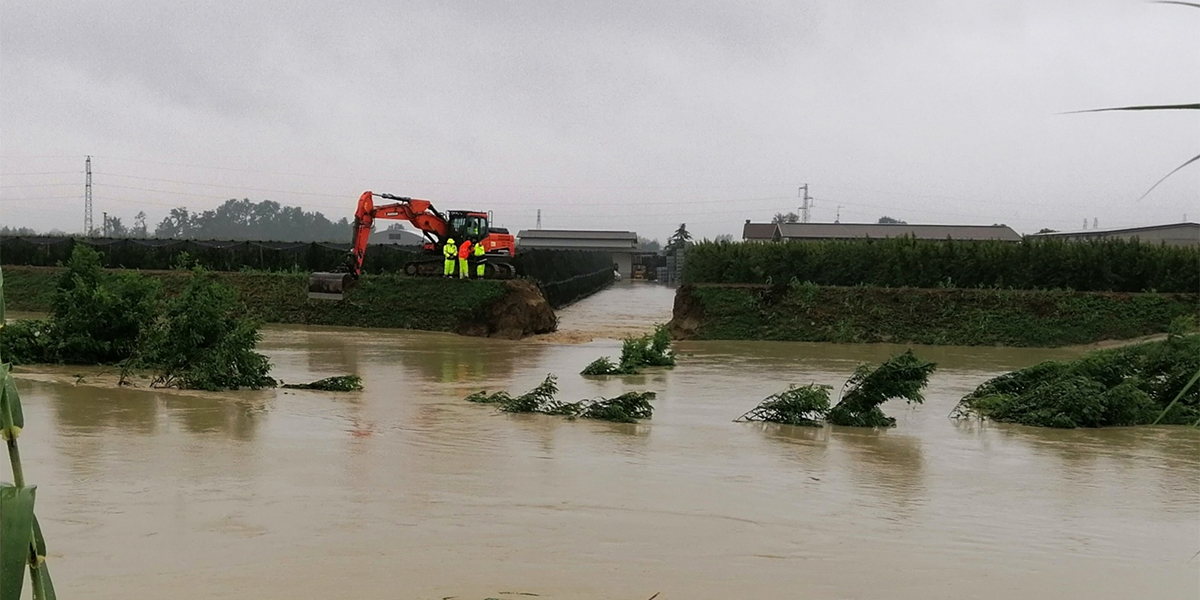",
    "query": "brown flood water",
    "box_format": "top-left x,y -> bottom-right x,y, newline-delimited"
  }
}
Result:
11,282 -> 1200,599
